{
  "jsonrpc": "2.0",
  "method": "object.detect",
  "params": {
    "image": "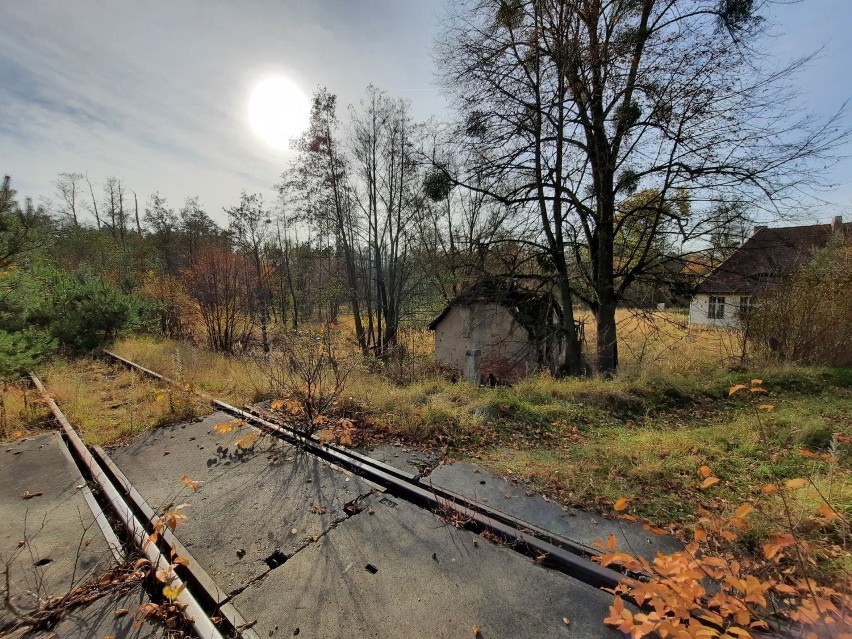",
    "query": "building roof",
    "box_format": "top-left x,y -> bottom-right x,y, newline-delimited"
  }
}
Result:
696,220 -> 852,295
427,278 -> 561,340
